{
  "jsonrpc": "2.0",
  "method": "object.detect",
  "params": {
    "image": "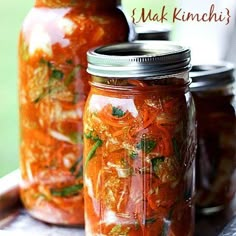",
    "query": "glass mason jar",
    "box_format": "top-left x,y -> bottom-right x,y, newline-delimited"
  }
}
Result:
84,41 -> 197,235
190,63 -> 236,214
135,23 -> 172,41
18,0 -> 129,225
